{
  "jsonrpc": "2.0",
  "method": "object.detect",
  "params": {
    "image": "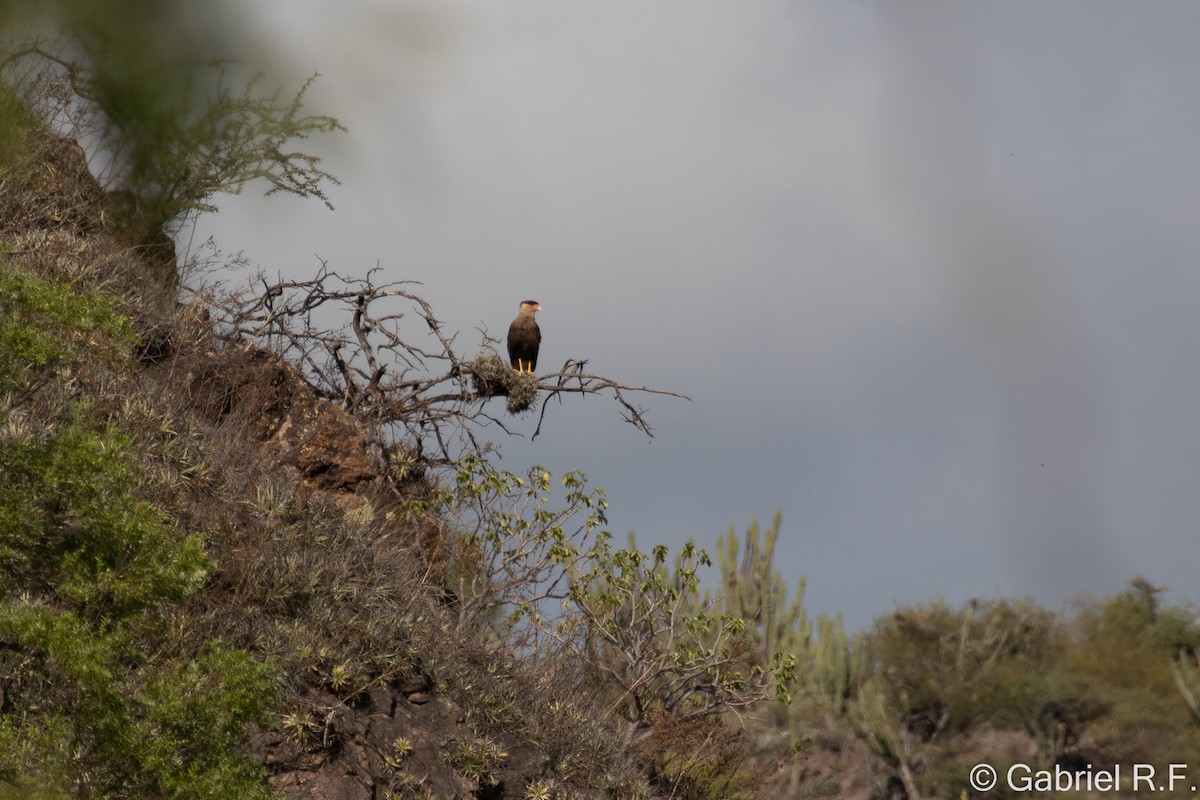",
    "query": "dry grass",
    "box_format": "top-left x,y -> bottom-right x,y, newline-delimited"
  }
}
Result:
0,68 -> 688,799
